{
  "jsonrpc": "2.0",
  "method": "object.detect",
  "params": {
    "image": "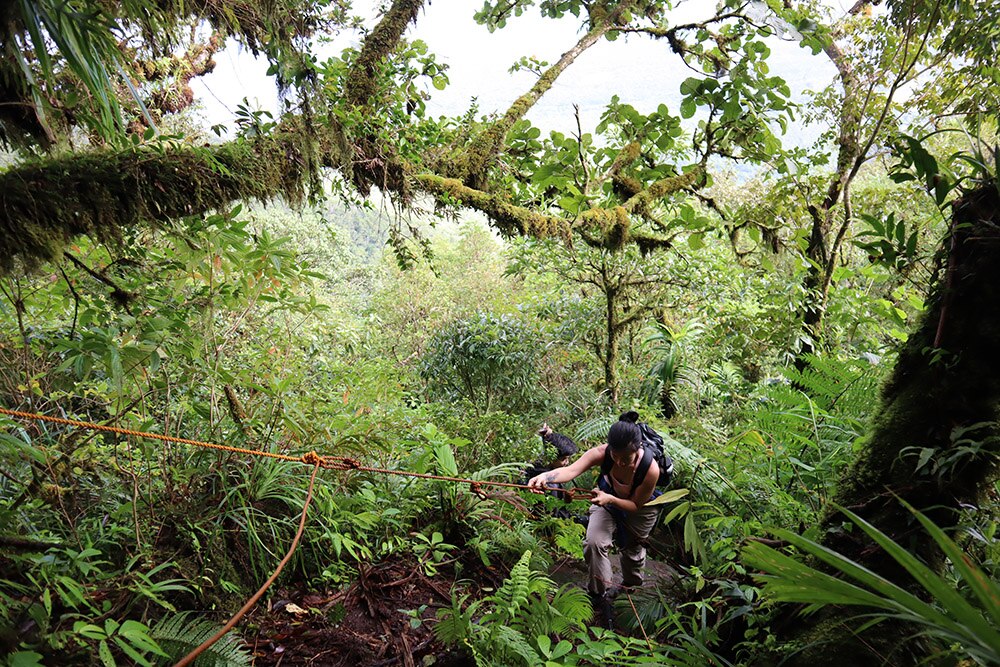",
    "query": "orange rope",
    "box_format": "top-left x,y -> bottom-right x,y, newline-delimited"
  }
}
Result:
2,405 -> 595,663
0,406 -> 309,463
174,463 -> 320,667
0,406 -> 593,501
